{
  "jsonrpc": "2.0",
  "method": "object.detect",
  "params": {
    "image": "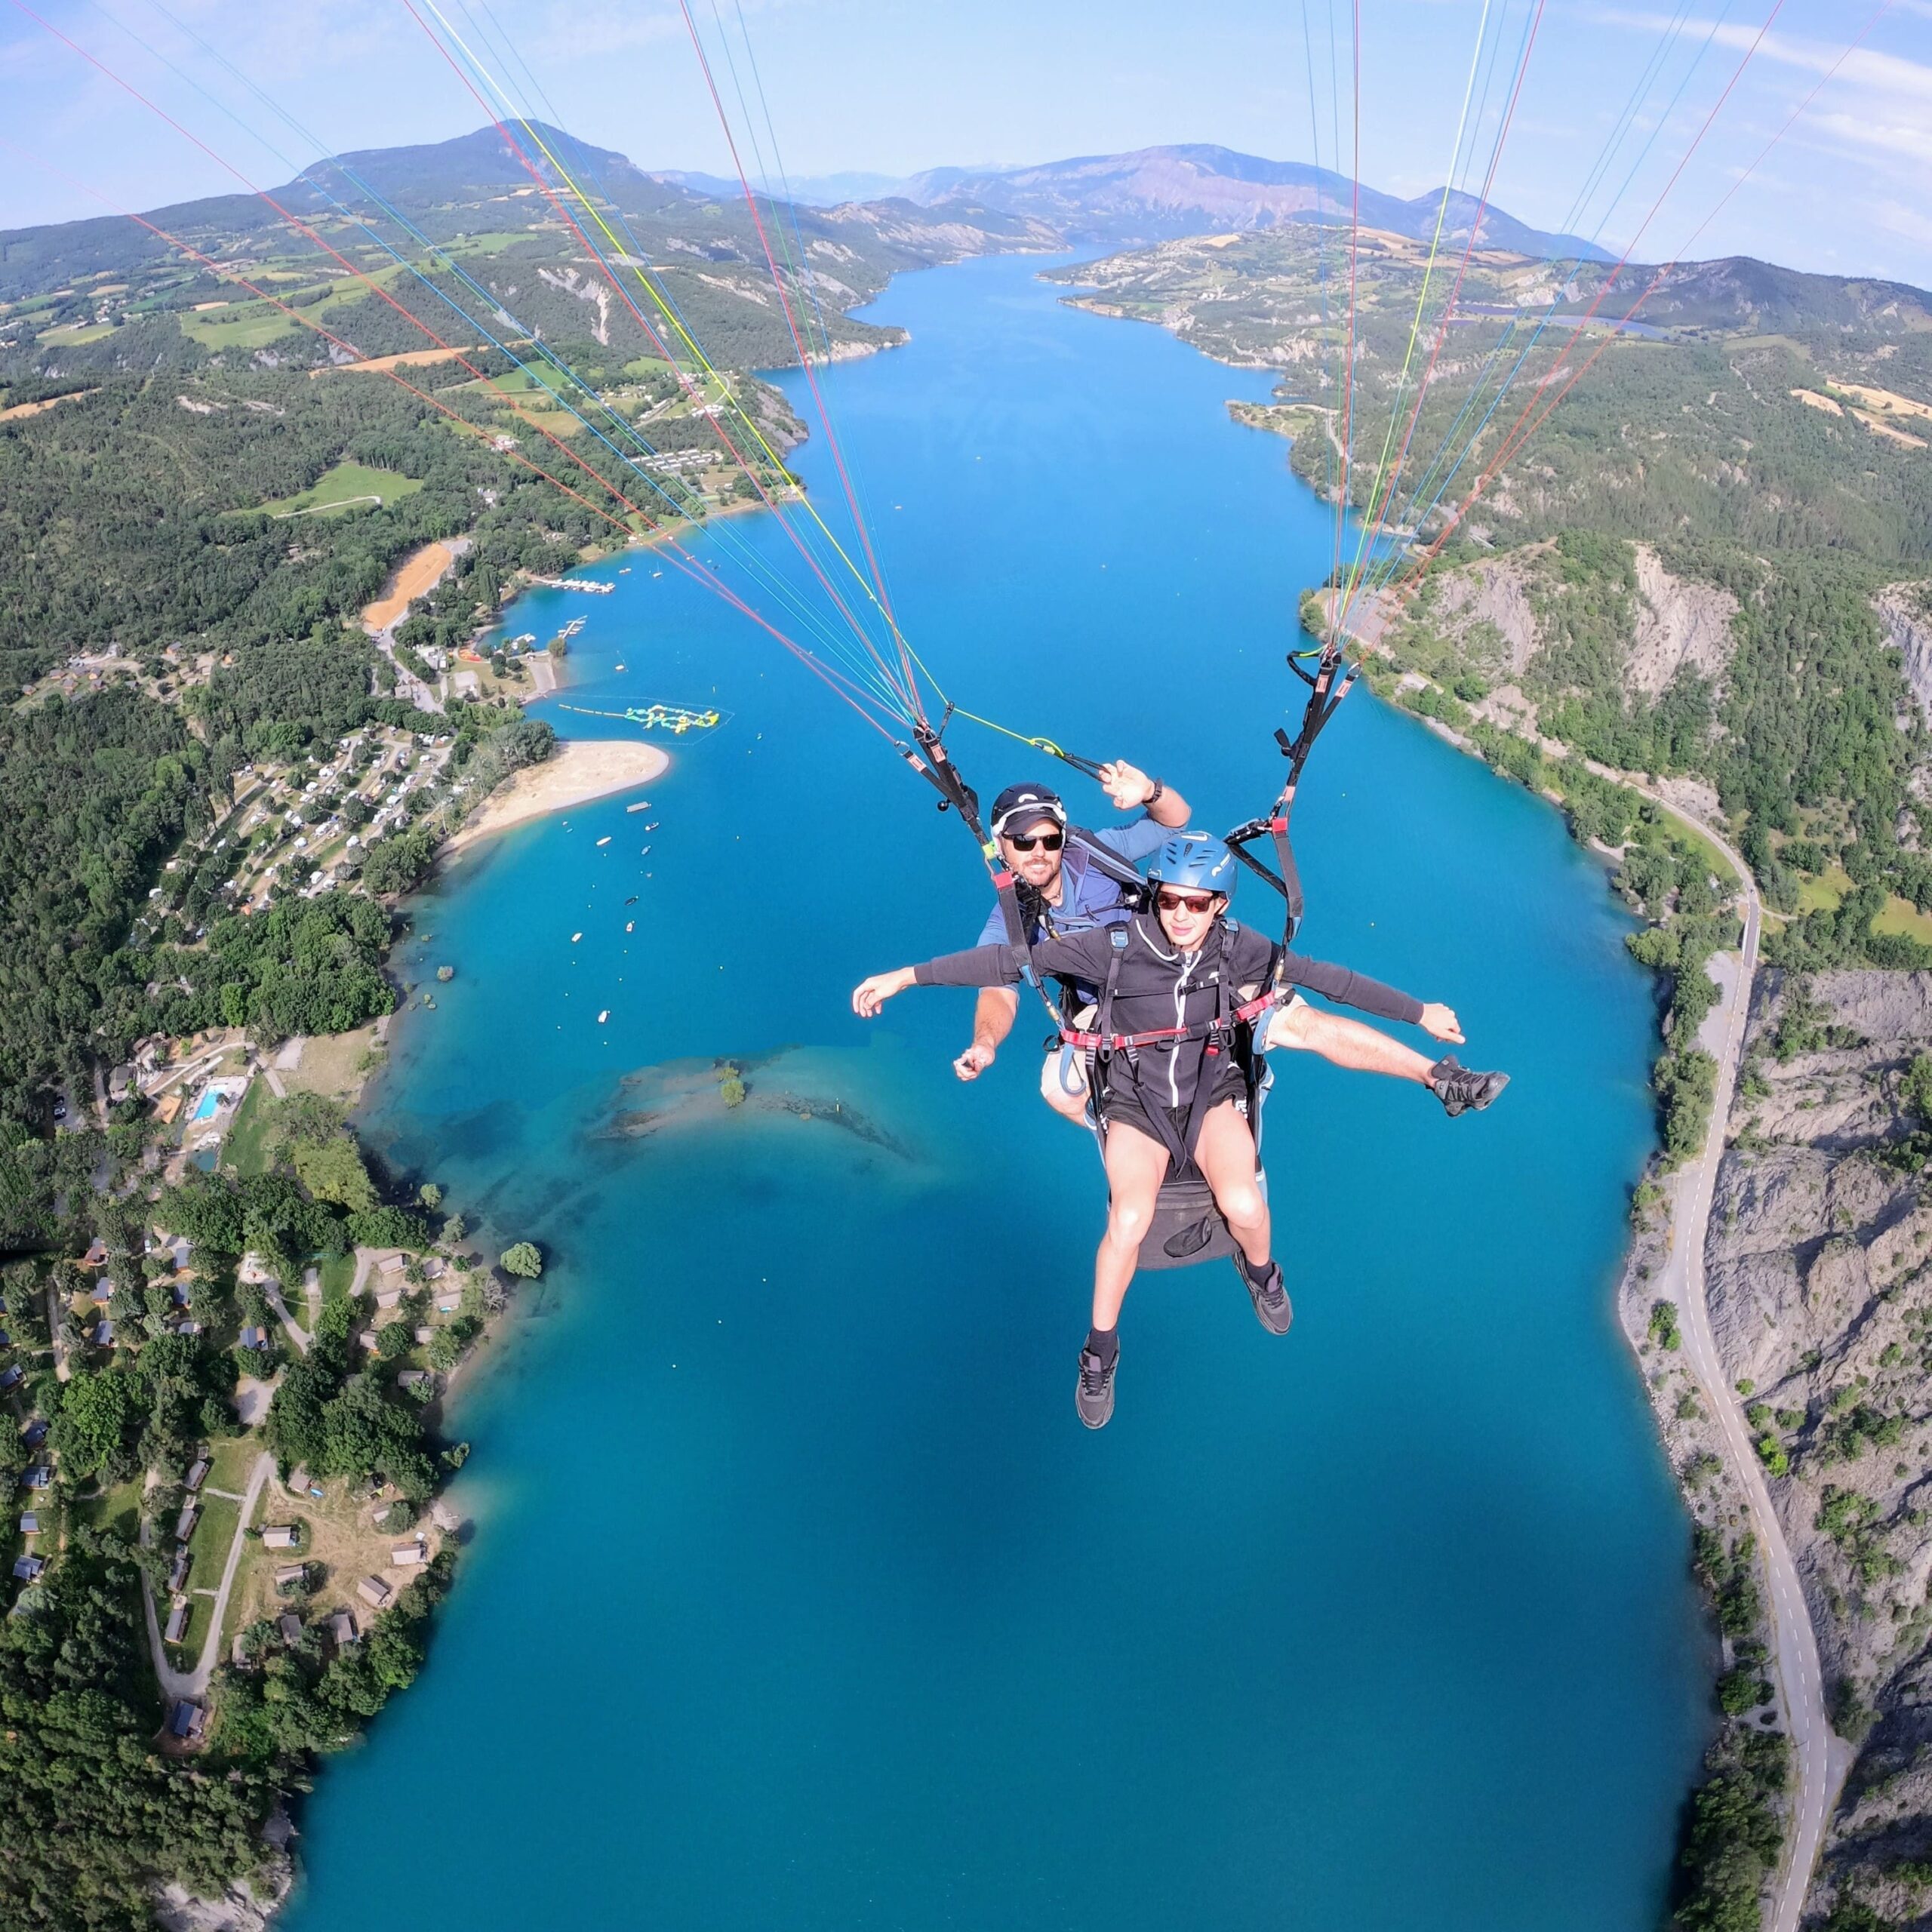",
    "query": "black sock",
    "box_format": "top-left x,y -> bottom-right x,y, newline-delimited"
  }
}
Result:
1239,1250 -> 1275,1287
1085,1324 -> 1119,1367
